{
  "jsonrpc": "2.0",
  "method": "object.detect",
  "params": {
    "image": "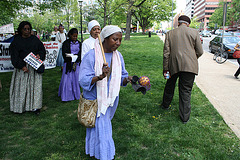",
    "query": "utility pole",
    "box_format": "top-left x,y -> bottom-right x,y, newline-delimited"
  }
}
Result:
221,2 -> 227,52
171,0 -> 173,30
